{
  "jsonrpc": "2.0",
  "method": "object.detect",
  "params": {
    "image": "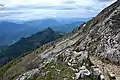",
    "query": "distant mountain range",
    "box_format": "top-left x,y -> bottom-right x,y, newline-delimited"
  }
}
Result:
25,19 -> 61,29
0,21 -> 39,45
52,21 -> 83,32
24,18 -> 84,31
0,27 -> 62,66
0,18 -> 84,45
